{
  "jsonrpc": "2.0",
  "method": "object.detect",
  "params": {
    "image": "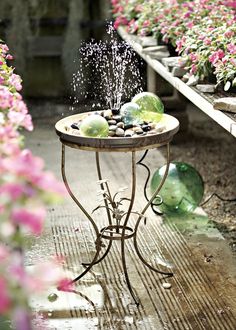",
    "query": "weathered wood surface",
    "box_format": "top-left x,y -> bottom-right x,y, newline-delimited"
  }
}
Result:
27,122 -> 236,329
